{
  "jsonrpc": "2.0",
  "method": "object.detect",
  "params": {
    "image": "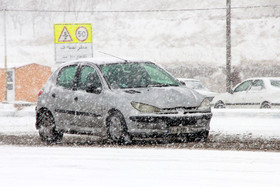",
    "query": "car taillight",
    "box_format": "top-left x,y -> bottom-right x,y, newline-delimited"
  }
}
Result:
38,90 -> 43,96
